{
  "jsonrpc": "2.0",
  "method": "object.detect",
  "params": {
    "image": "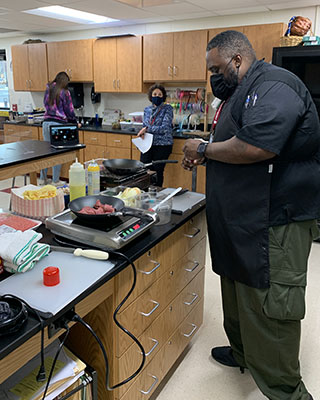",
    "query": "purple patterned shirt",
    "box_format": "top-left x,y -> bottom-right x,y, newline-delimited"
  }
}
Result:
44,83 -> 77,123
